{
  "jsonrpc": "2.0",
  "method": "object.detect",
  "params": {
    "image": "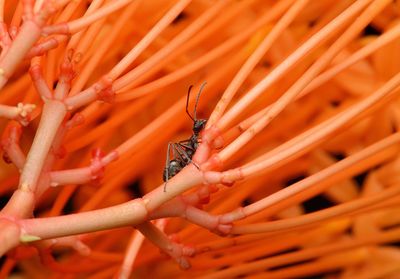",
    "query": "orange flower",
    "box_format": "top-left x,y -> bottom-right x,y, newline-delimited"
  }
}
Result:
1,0 -> 400,278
